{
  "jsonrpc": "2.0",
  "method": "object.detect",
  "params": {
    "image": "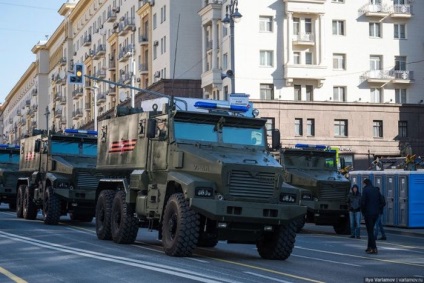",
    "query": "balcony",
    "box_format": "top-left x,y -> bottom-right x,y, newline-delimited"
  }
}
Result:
85,80 -> 92,89
31,121 -> 37,127
292,33 -> 314,46
59,57 -> 67,66
391,4 -> 412,18
72,88 -> 84,99
118,45 -> 134,62
31,88 -> 38,96
361,70 -> 392,84
96,69 -> 107,79
139,34 -> 149,45
108,59 -> 116,70
201,69 -> 223,89
25,100 -> 31,107
60,119 -> 67,125
359,4 -> 390,18
284,64 -> 327,87
17,110 -> 22,117
19,118 -> 26,126
83,35 -> 92,46
391,70 -> 414,84
93,44 -> 106,60
139,63 -> 148,74
97,93 -> 106,105
285,0 -> 325,14
85,103 -> 91,112
106,10 -> 117,22
106,87 -> 116,96
55,109 -> 62,118
118,17 -> 136,36
72,109 -> 83,120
